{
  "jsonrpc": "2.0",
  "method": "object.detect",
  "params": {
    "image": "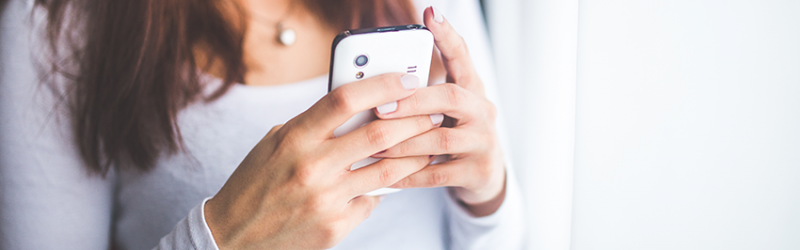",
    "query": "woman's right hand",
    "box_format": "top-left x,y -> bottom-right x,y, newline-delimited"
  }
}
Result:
204,73 -> 439,250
